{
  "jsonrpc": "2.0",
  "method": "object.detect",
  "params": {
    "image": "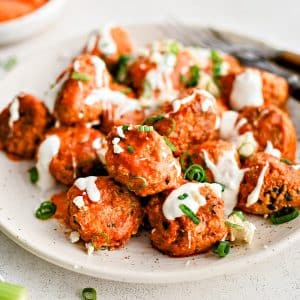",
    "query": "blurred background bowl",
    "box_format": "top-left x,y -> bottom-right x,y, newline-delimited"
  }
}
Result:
0,0 -> 67,45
